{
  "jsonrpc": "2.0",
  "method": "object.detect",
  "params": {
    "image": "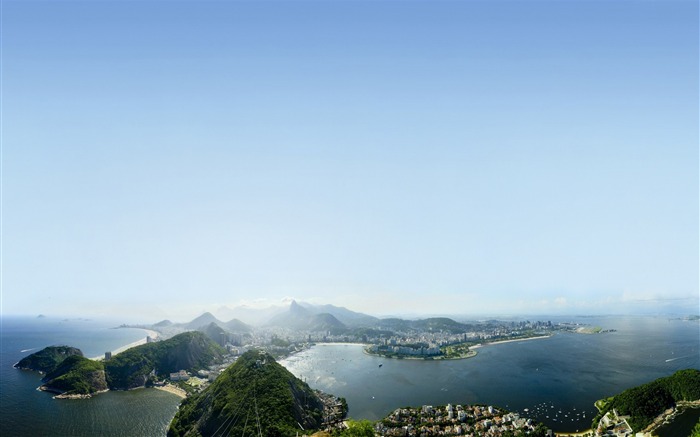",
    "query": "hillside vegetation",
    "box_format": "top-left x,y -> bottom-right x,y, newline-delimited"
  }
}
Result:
105,331 -> 225,390
14,346 -> 83,373
15,333 -> 224,395
42,355 -> 107,395
168,350 -> 325,437
593,369 -> 700,432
